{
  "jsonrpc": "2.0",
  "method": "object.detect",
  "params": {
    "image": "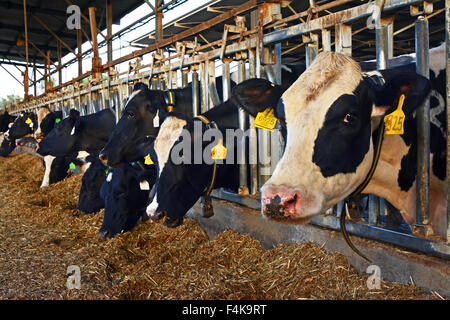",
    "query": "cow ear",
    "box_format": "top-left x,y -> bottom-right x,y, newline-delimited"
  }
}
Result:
368,72 -> 431,118
231,79 -> 283,117
133,82 -> 148,92
69,109 -> 80,119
